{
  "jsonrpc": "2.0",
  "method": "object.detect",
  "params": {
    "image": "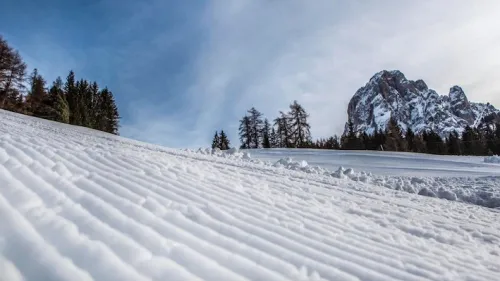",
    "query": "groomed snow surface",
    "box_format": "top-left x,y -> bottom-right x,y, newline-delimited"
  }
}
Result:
0,110 -> 499,281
